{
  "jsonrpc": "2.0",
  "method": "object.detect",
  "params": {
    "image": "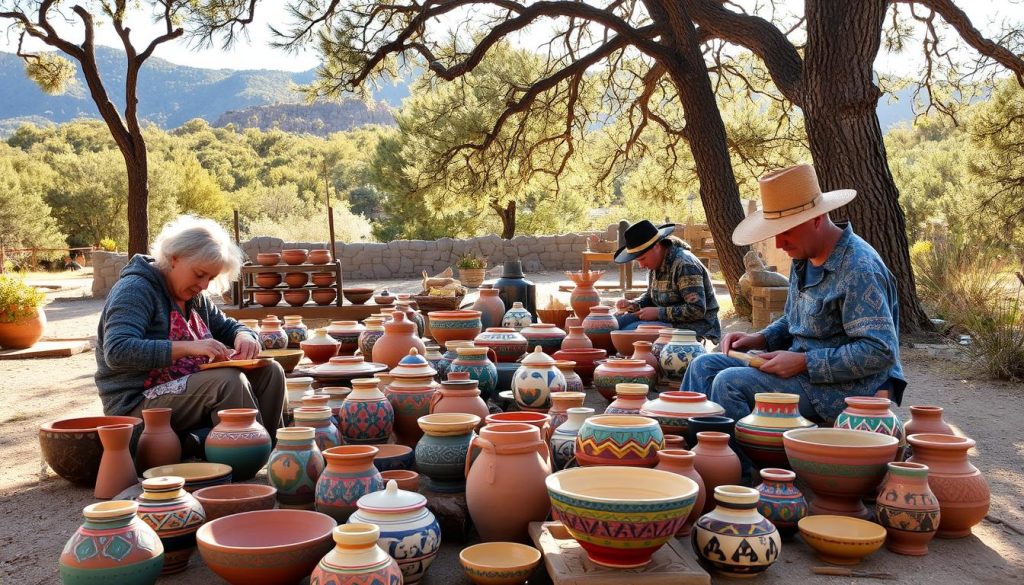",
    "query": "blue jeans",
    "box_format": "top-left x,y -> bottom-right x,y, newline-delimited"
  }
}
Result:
615,313 -> 670,331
